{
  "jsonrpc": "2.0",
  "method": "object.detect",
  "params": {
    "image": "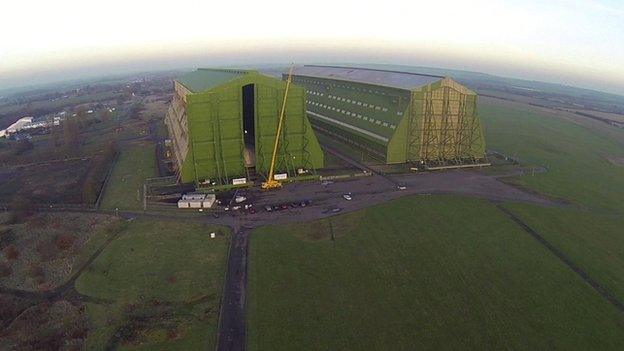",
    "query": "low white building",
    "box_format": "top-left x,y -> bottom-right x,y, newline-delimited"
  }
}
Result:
21,120 -> 47,130
202,194 -> 216,208
182,193 -> 206,201
1,115 -> 63,138
178,193 -> 216,209
3,117 -> 34,136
